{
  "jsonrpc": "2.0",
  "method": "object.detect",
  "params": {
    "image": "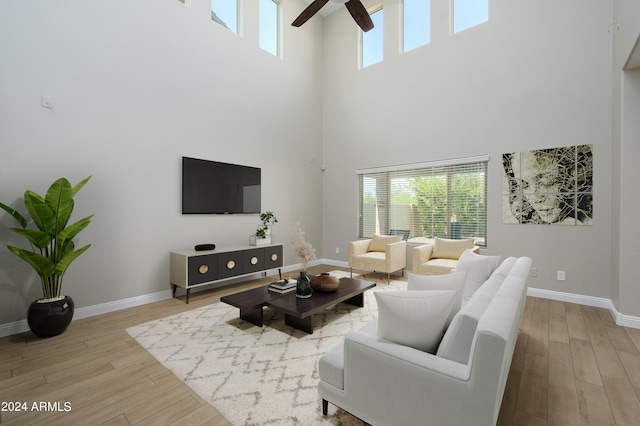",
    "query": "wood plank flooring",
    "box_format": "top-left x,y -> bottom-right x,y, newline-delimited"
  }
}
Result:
1,265 -> 639,425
